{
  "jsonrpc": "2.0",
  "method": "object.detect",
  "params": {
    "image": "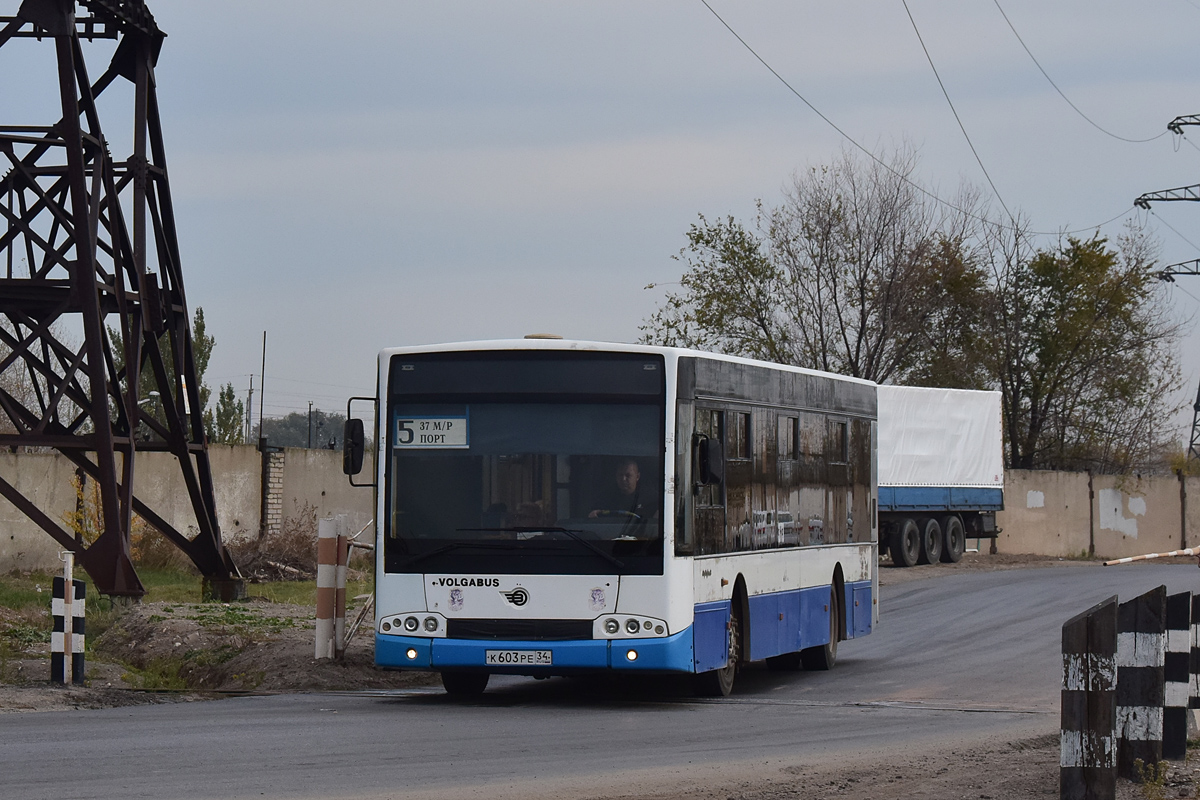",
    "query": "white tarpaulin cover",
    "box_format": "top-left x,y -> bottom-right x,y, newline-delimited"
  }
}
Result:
877,385 -> 1004,488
